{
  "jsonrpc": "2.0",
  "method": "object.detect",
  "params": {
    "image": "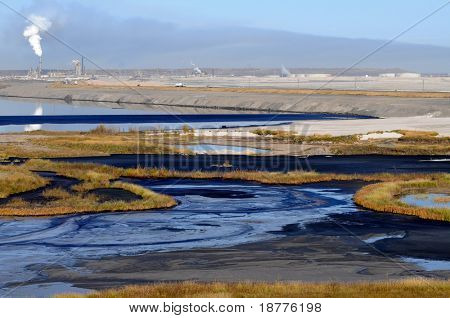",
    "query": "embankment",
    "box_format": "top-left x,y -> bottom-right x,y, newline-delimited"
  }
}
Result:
1,80 -> 450,117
